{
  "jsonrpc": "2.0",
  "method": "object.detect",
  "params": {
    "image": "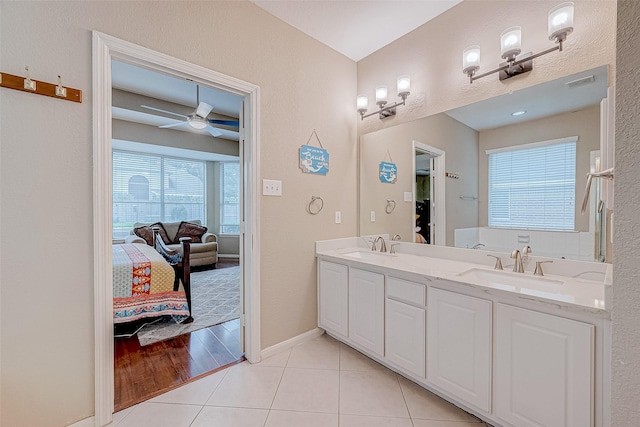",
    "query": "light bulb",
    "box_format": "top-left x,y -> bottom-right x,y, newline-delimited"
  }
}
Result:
357,95 -> 368,114
397,75 -> 411,98
462,46 -> 481,75
548,2 -> 574,42
375,86 -> 388,106
501,26 -> 522,60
